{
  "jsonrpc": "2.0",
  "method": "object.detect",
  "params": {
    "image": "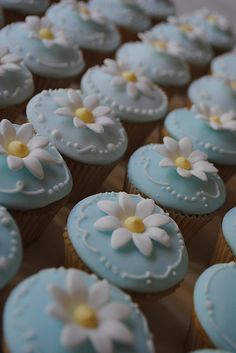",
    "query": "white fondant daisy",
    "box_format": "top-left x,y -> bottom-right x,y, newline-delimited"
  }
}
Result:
139,31 -> 182,56
0,47 -> 21,76
76,1 -> 104,24
168,16 -> 203,39
54,90 -> 114,133
195,8 -> 230,31
95,192 -> 171,256
25,16 -> 69,47
102,59 -> 156,99
47,269 -> 134,352
0,119 -> 56,179
156,137 -> 218,181
192,103 -> 236,132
